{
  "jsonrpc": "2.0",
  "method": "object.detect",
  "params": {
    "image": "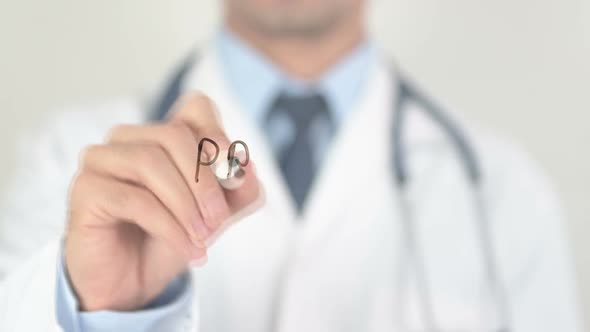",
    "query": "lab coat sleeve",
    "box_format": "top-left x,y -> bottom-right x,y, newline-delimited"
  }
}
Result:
0,116 -> 75,279
482,137 -> 583,331
0,114 -> 93,330
0,102 -> 146,279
